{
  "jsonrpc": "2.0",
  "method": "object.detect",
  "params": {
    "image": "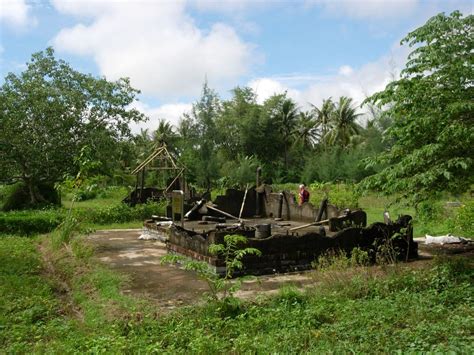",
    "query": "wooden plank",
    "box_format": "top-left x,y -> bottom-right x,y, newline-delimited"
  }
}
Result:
288,219 -> 329,231
207,205 -> 244,221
